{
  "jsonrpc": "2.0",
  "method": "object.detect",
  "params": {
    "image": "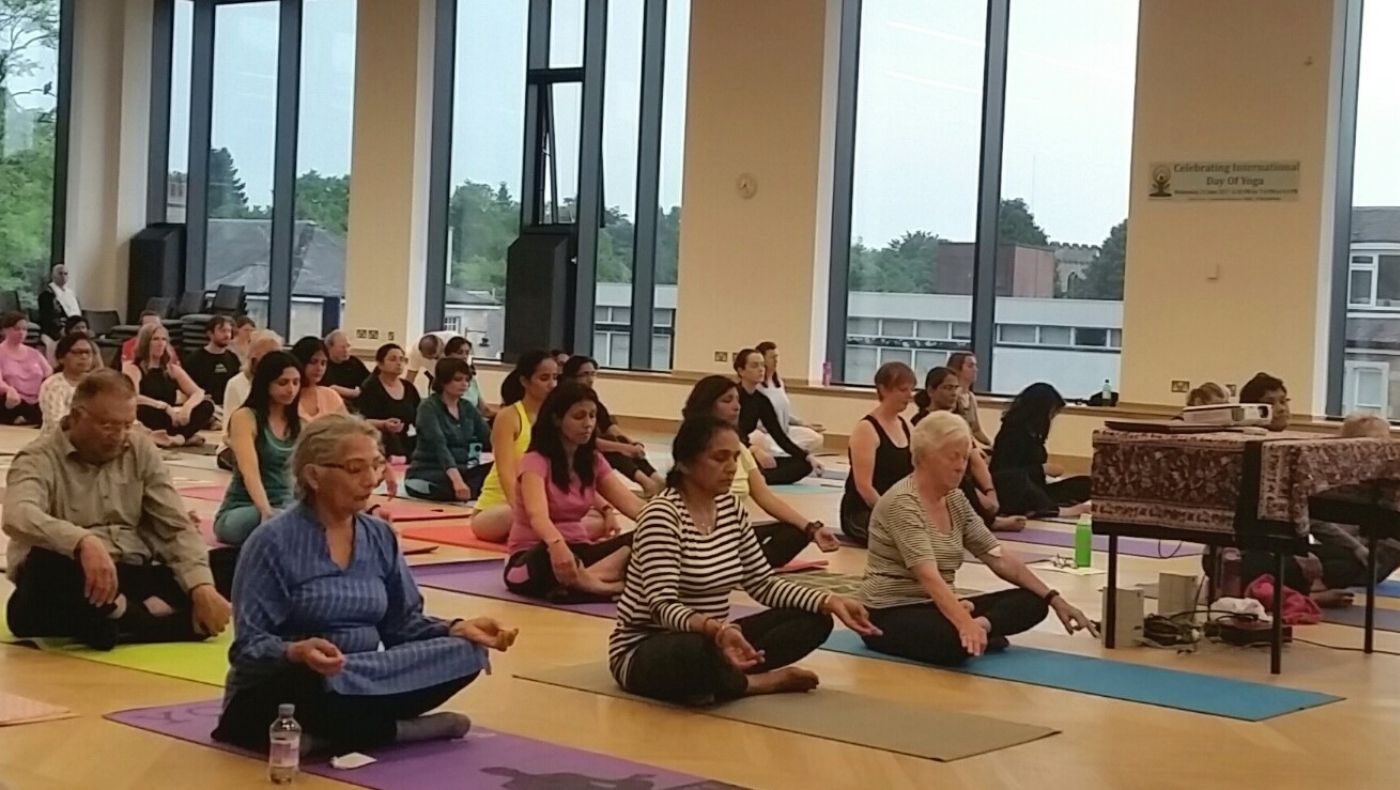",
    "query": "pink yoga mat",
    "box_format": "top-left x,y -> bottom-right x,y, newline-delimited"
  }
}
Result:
106,700 -> 729,790
378,499 -> 475,523
179,484 -> 228,503
412,561 -> 761,621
